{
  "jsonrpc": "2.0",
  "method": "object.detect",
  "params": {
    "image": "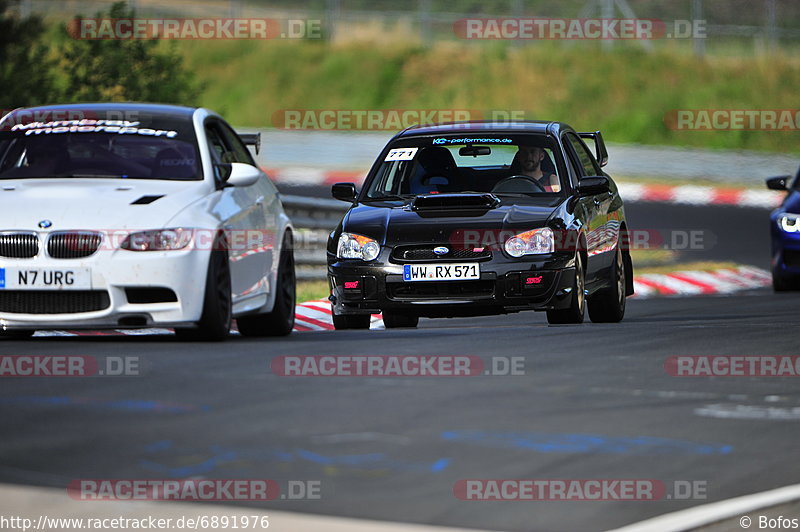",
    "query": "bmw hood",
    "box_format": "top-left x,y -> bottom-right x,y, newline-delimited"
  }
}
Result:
0,178 -> 208,231
343,194 -> 566,246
